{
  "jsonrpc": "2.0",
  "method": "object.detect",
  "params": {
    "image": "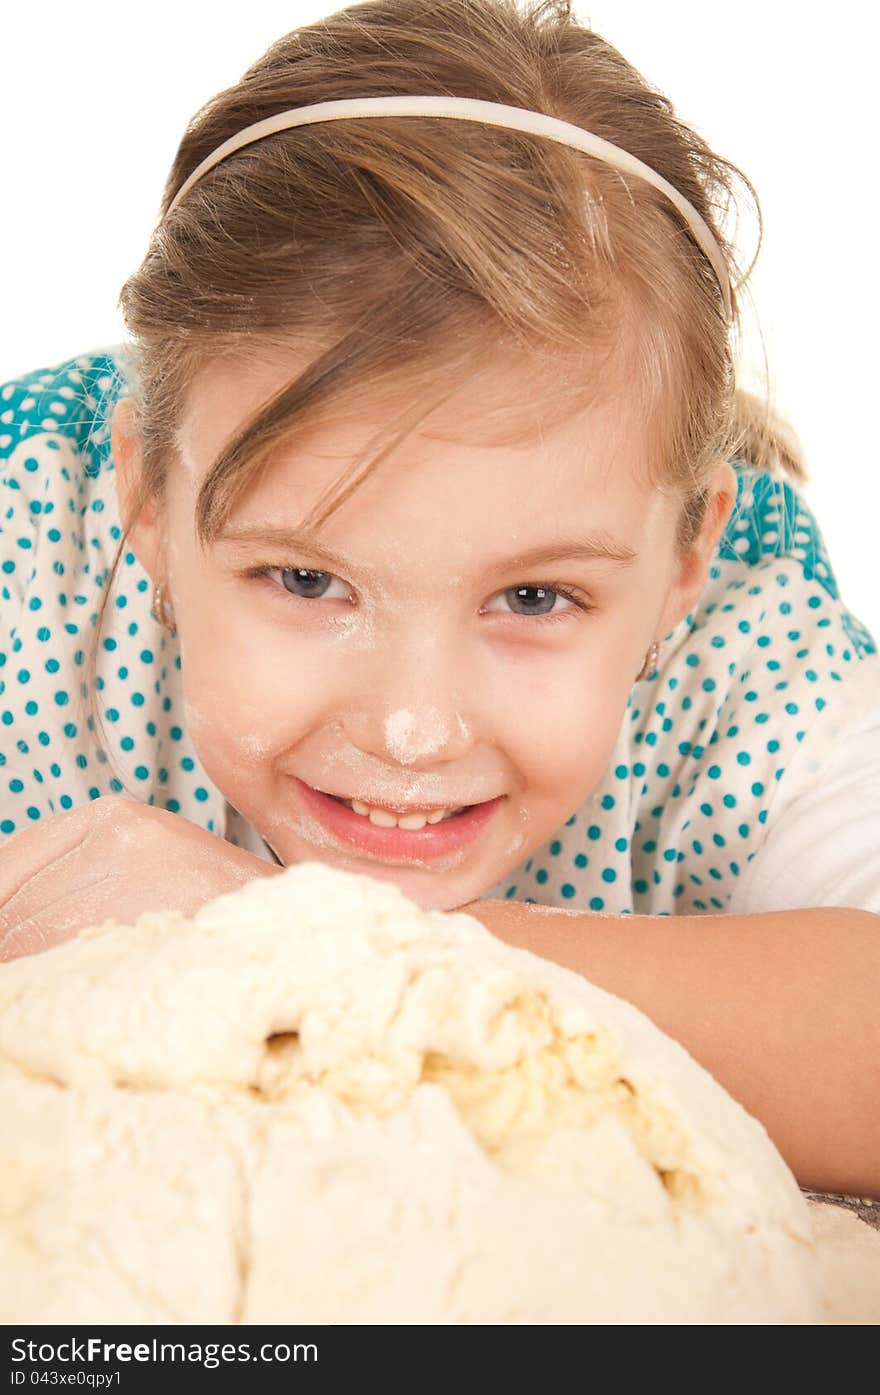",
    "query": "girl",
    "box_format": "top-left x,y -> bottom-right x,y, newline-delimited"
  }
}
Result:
0,0 -> 877,1197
